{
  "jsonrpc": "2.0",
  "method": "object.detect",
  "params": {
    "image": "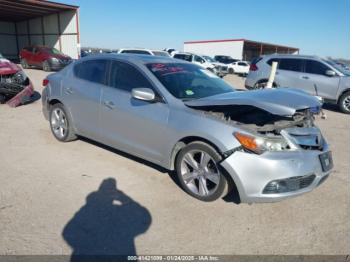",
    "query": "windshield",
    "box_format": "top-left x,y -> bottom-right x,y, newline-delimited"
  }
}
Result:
0,53 -> 3,59
147,63 -> 235,100
203,56 -> 215,62
152,51 -> 170,57
323,60 -> 350,76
